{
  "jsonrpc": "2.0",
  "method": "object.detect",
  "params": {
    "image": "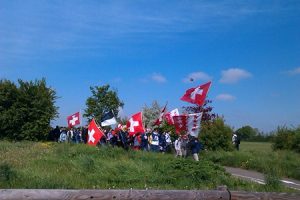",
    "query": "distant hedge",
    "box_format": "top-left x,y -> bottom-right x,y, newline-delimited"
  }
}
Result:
272,126 -> 300,153
0,79 -> 58,141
